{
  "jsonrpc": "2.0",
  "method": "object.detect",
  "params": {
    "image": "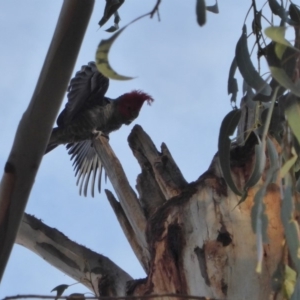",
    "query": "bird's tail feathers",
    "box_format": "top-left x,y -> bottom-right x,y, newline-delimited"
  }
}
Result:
45,143 -> 58,154
45,128 -> 60,154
